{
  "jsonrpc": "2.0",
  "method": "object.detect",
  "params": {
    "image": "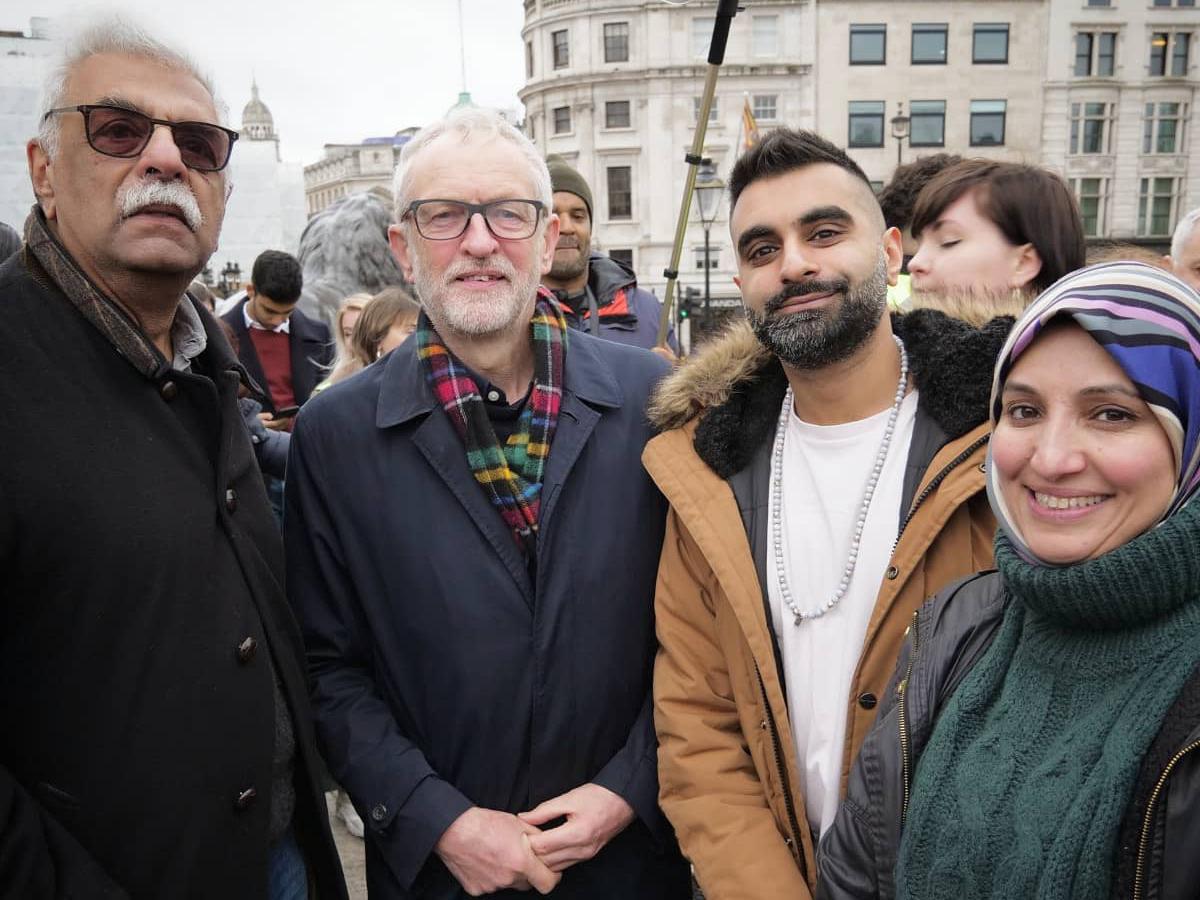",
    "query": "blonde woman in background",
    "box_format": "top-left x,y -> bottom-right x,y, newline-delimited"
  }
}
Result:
317,293 -> 372,390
